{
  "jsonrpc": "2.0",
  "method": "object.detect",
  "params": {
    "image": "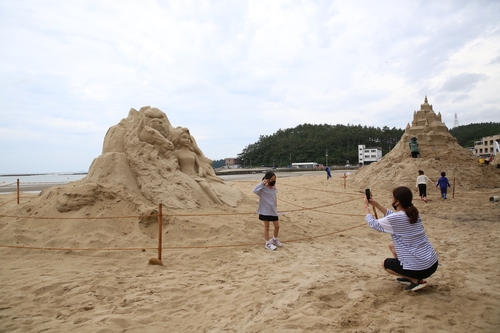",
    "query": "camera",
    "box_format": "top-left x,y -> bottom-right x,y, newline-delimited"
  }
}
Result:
365,188 -> 371,201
